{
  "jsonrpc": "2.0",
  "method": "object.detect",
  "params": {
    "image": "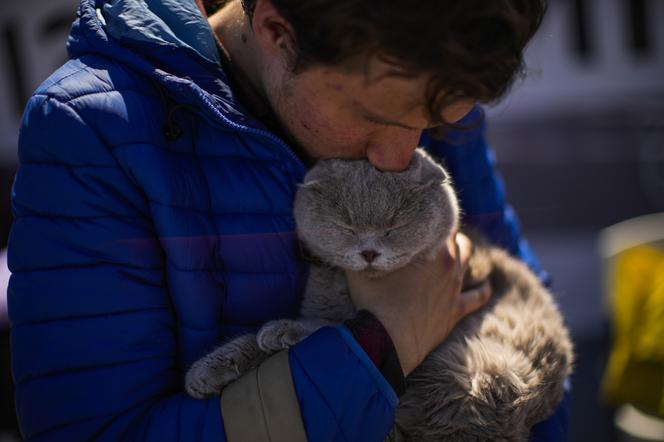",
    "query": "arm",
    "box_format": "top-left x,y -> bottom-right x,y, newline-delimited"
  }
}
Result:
422,106 -> 570,442
9,93 -> 227,441
422,106 -> 549,285
9,92 -> 397,441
